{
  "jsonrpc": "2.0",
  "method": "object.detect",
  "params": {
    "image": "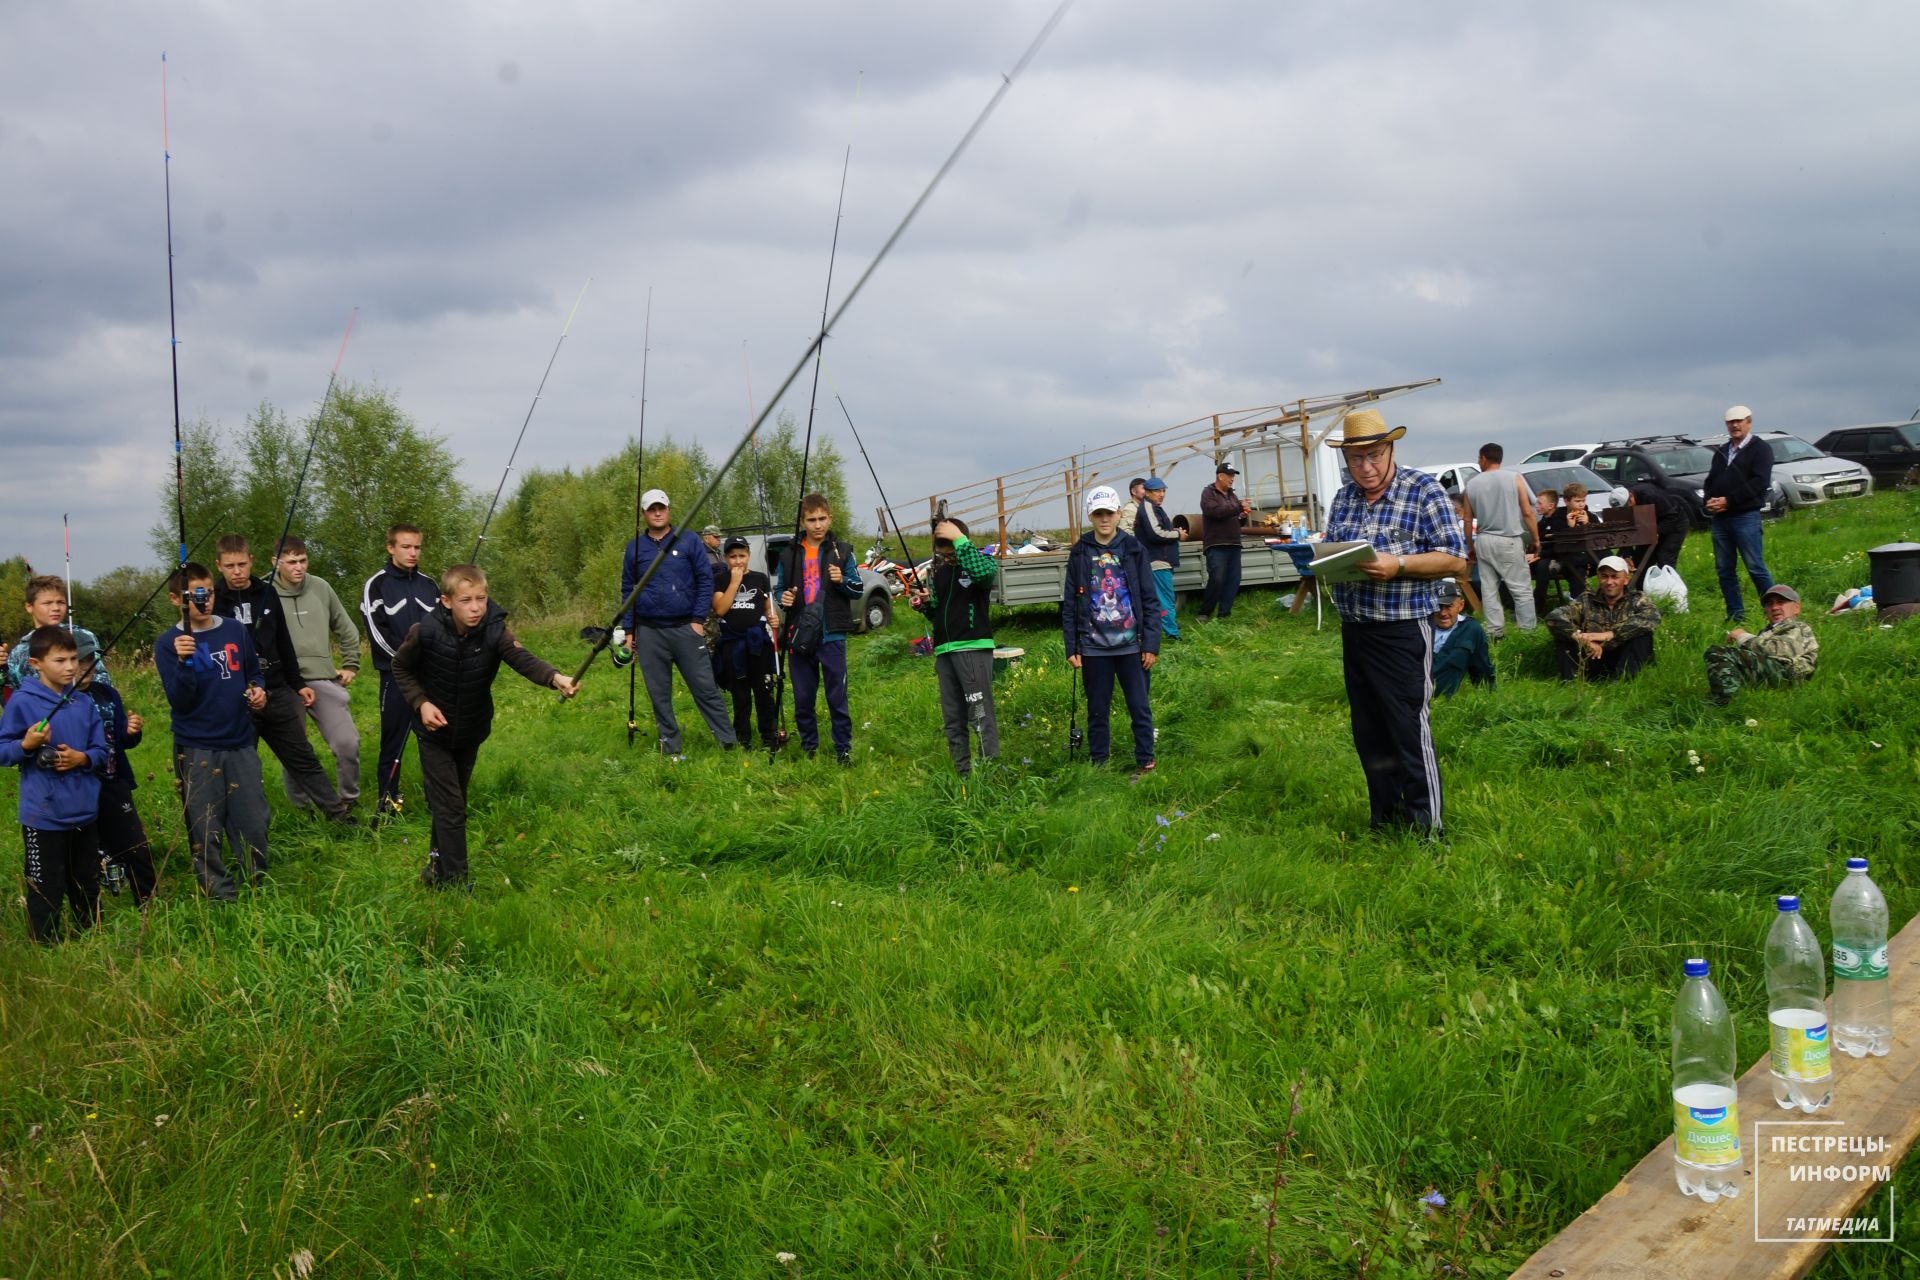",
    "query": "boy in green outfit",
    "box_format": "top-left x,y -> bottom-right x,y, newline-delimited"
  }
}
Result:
910,518 -> 999,775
